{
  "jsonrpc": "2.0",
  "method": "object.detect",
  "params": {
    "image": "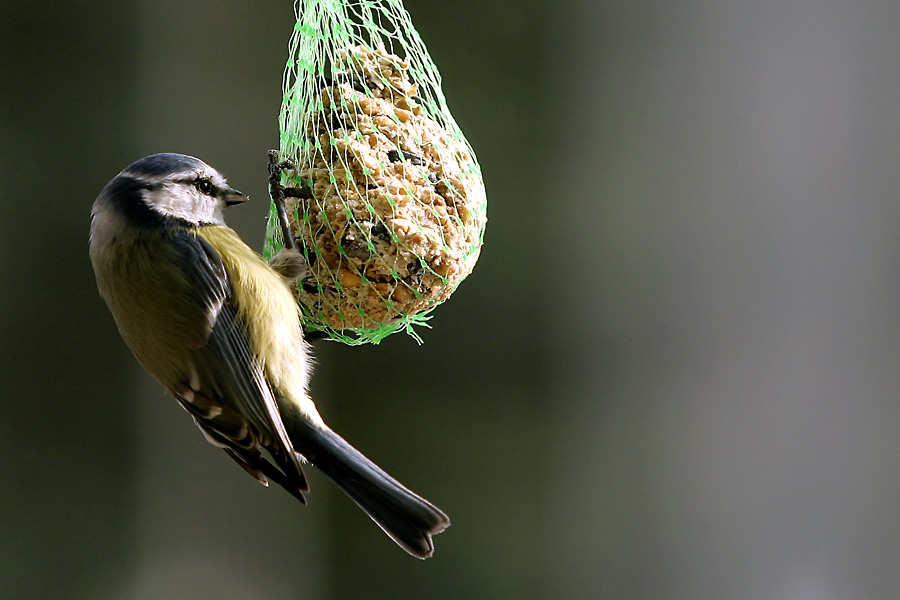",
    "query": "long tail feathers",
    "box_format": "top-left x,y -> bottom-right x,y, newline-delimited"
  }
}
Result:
288,418 -> 450,559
